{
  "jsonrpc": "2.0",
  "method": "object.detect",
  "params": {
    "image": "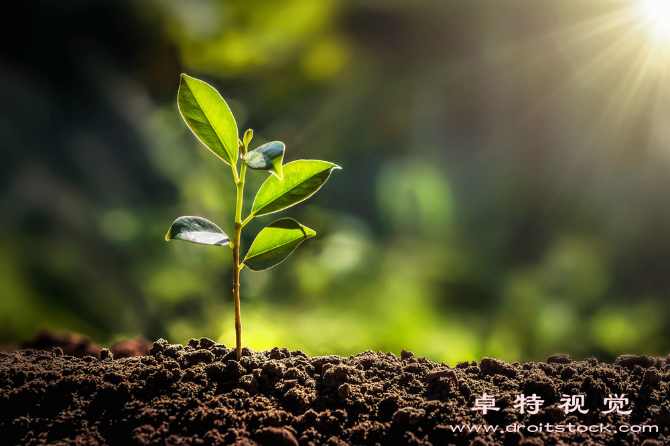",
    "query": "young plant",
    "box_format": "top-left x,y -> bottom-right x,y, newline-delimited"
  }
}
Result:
165,74 -> 340,360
